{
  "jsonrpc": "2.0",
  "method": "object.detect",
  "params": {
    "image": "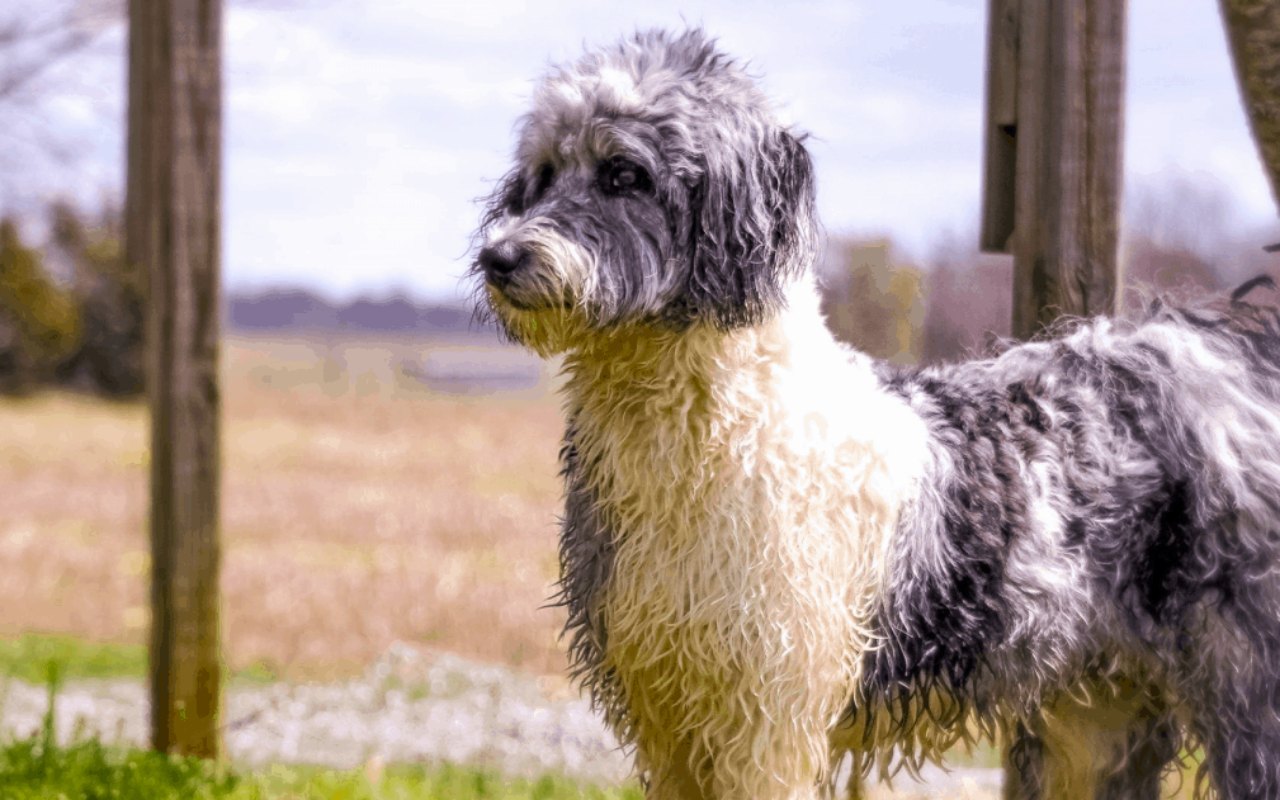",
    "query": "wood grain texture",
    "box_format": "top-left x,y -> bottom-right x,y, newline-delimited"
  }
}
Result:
1220,0 -> 1280,213
125,0 -> 223,759
1009,0 -> 1124,340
